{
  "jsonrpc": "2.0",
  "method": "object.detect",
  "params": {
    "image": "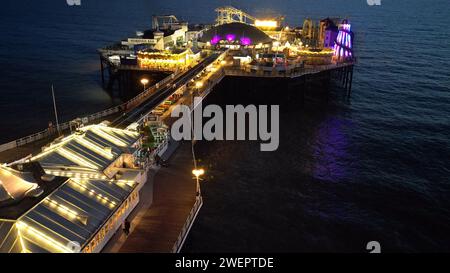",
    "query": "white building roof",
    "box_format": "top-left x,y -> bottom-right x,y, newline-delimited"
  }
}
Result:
0,124 -> 142,253
0,177 -> 136,253
31,124 -> 140,172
